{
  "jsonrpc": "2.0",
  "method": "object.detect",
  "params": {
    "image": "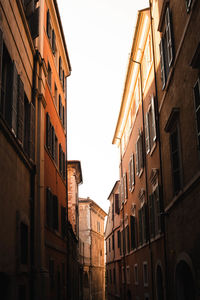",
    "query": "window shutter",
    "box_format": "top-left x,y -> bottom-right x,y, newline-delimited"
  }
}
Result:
52,29 -> 56,54
136,140 -> 139,175
138,209 -> 143,245
126,225 -> 130,253
165,7 -> 173,67
47,9 -> 51,38
151,96 -> 157,142
11,62 -> 18,135
155,186 -> 161,233
124,173 -> 128,199
139,133 -> 144,171
53,195 -> 58,230
46,188 -> 51,227
0,29 -> 3,106
61,206 -> 66,237
17,76 -> 24,145
52,126 -> 55,158
28,102 -> 35,161
59,144 -> 62,174
46,112 -> 50,148
159,39 -> 166,89
193,79 -> 200,149
62,105 -> 65,127
59,56 -> 62,80
59,95 -> 62,119
62,70 -> 65,91
128,159 -> 132,191
131,154 -> 135,186
145,112 -> 150,154
142,205 -> 147,242
114,194 -> 119,214
149,194 -> 155,238
63,152 -> 65,179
